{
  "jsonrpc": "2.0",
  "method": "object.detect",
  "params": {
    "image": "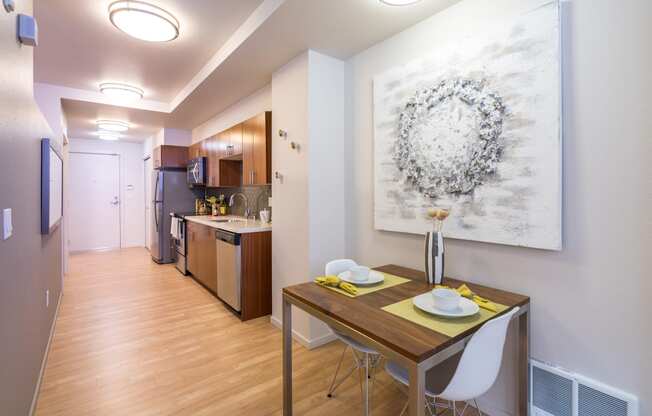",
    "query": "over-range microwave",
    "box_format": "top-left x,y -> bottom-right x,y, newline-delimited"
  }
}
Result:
187,157 -> 206,186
